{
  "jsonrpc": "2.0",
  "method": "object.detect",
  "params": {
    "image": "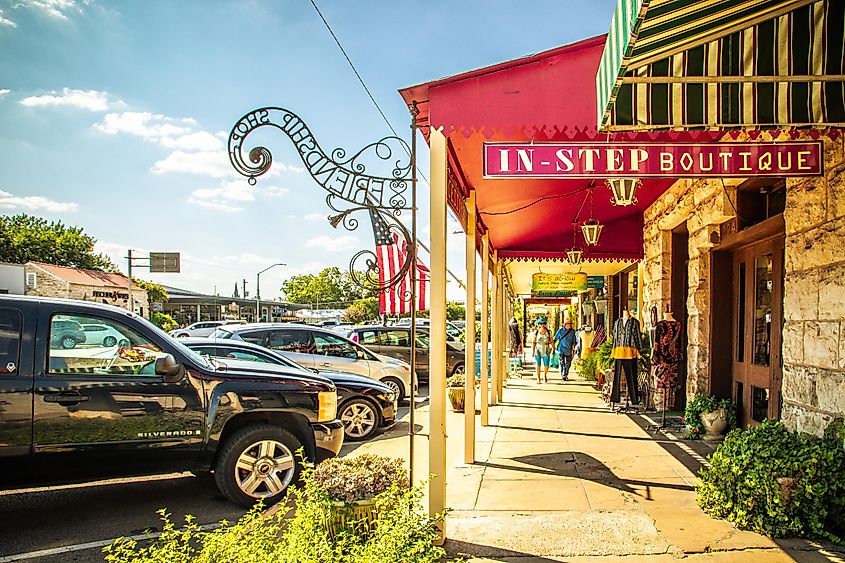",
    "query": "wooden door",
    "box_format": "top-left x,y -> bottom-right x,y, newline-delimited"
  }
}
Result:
731,237 -> 784,427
